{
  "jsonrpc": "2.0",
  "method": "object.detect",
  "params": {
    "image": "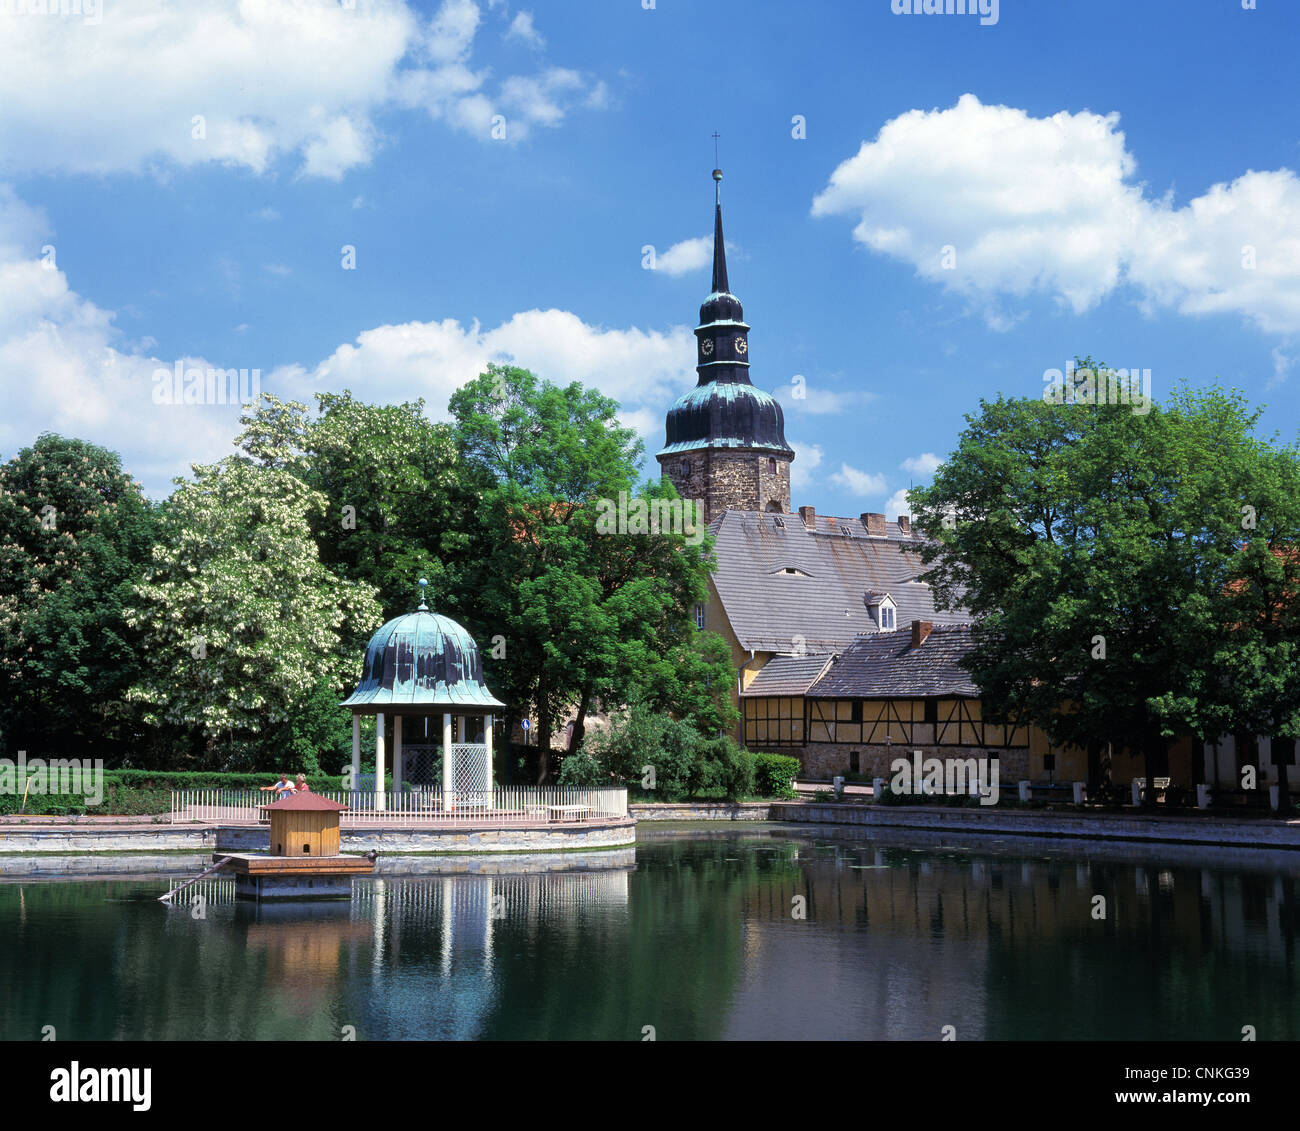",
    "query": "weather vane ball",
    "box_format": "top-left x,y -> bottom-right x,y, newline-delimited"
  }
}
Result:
713,168 -> 723,182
